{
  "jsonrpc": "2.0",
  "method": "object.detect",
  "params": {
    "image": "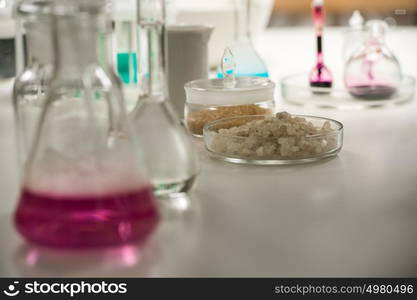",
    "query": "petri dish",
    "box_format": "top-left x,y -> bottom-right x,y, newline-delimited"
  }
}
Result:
203,114 -> 343,165
281,73 -> 415,110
